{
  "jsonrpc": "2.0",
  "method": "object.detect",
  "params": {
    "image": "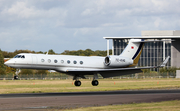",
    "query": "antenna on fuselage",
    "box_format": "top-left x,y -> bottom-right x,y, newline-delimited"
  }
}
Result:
46,51 -> 48,55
